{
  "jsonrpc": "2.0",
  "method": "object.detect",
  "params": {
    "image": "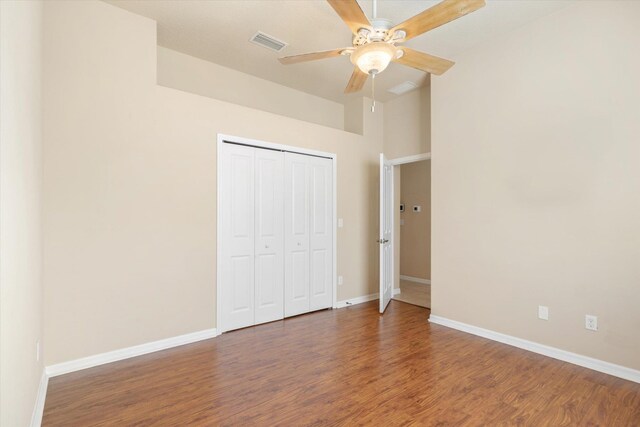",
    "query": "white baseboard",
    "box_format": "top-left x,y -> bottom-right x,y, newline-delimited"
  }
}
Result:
335,293 -> 378,308
335,289 -> 401,309
46,328 -> 217,378
30,369 -> 48,427
394,288 -> 401,296
400,275 -> 431,285
429,315 -> 640,384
